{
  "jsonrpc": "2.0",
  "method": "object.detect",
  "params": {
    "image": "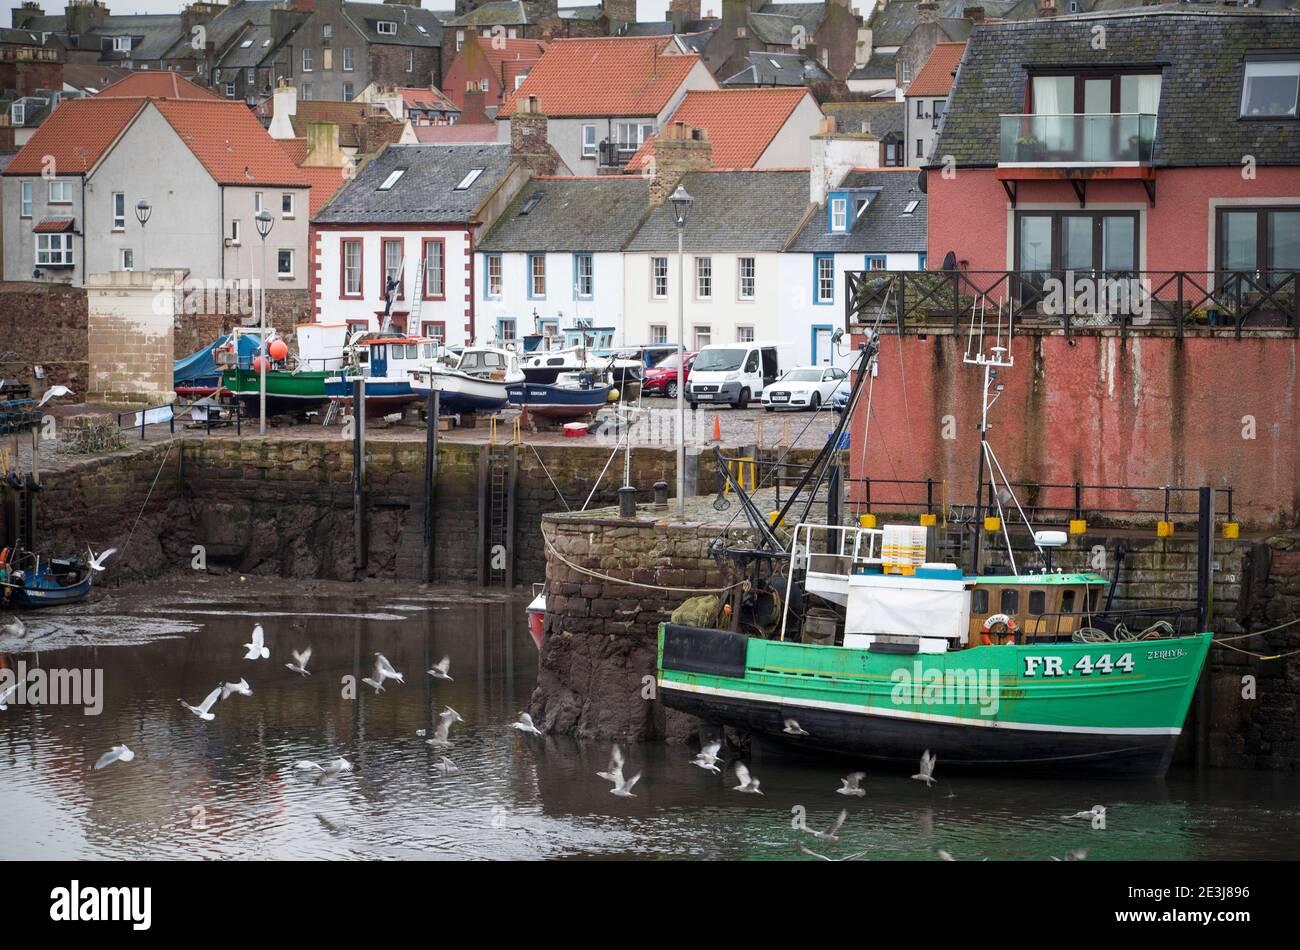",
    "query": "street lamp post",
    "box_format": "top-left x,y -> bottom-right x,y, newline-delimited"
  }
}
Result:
134,200 -> 151,271
669,185 -> 692,519
255,210 -> 275,436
